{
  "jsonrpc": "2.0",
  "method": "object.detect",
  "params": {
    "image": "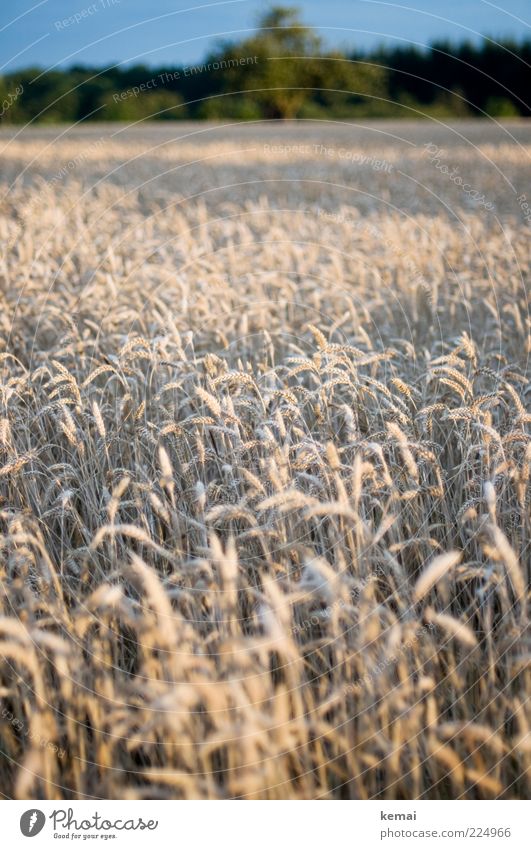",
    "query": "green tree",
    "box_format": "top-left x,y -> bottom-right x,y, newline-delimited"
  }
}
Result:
485,96 -> 520,118
103,90 -> 186,121
206,6 -> 386,120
